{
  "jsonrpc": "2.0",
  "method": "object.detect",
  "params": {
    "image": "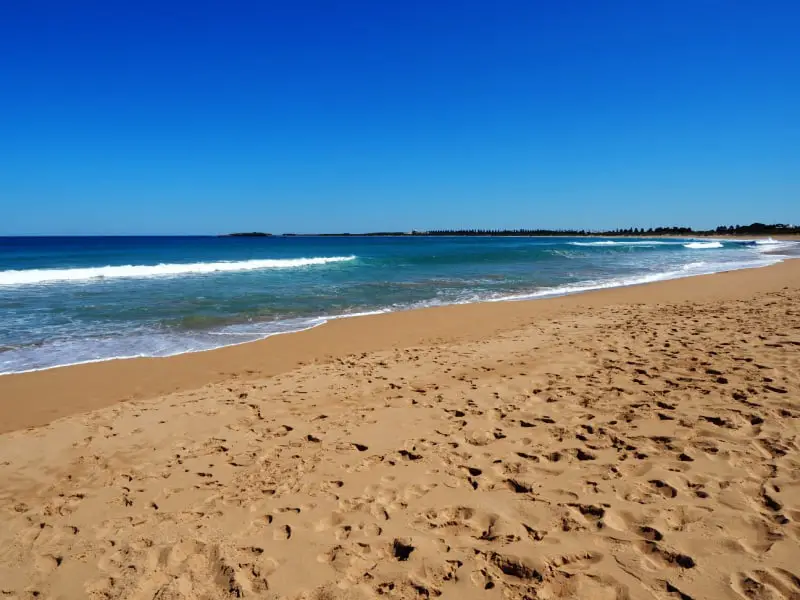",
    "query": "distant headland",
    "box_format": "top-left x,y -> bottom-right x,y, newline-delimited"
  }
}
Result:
223,222 -> 799,238
221,232 -> 274,237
